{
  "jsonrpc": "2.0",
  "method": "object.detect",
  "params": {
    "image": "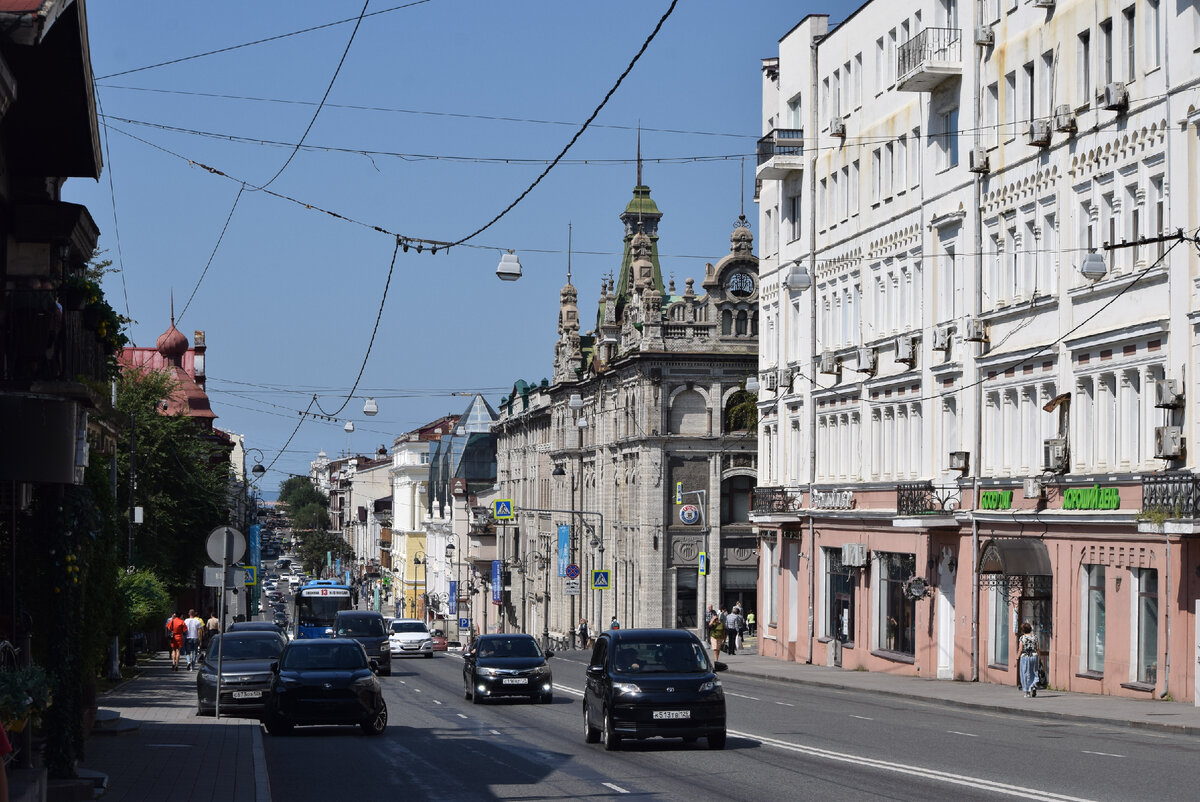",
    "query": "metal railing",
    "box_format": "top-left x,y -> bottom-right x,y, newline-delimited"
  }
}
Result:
756,128 -> 804,167
896,481 -> 960,516
752,486 -> 803,515
897,27 -> 961,78
1142,472 -> 1199,519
